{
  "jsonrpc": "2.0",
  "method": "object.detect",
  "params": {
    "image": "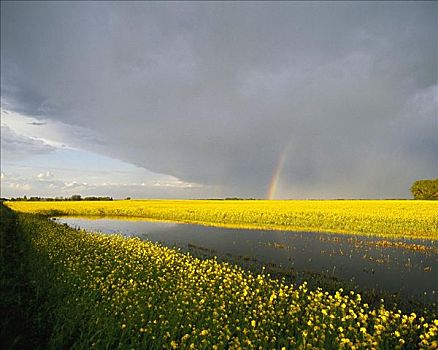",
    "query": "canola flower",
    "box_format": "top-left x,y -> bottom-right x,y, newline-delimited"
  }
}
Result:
6,199 -> 438,240
15,212 -> 437,349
